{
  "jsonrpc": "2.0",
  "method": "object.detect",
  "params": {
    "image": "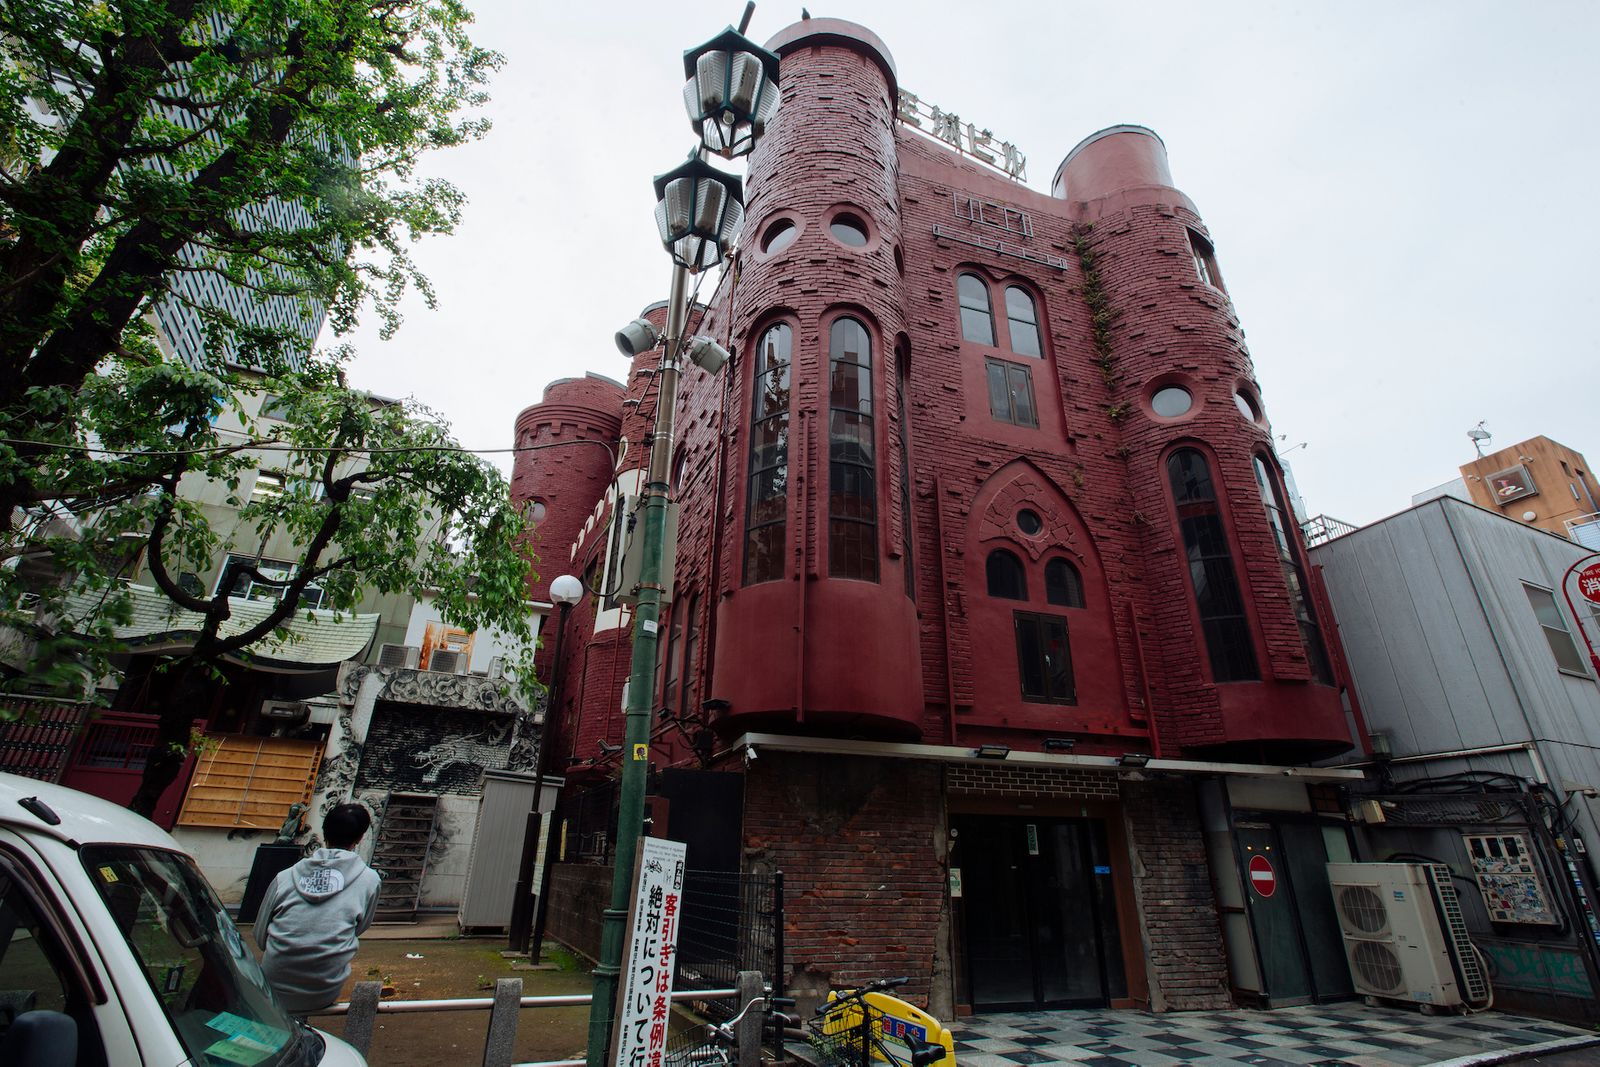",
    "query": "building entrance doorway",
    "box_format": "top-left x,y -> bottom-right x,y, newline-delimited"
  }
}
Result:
951,815 -> 1126,1010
